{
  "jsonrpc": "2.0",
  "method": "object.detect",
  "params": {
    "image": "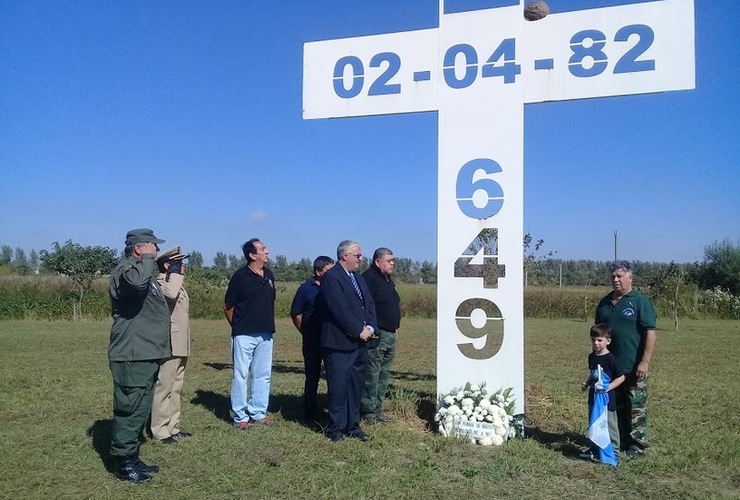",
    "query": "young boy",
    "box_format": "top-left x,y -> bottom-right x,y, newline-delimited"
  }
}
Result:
580,323 -> 625,464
